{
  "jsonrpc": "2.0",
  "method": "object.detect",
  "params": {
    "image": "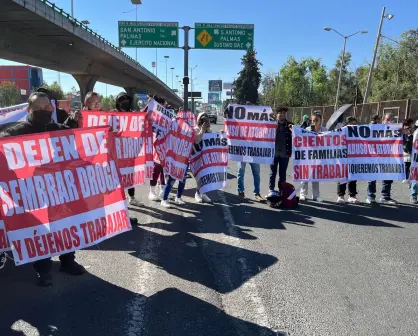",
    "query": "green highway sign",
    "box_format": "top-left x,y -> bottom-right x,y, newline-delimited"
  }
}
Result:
194,23 -> 254,50
118,21 -> 179,48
